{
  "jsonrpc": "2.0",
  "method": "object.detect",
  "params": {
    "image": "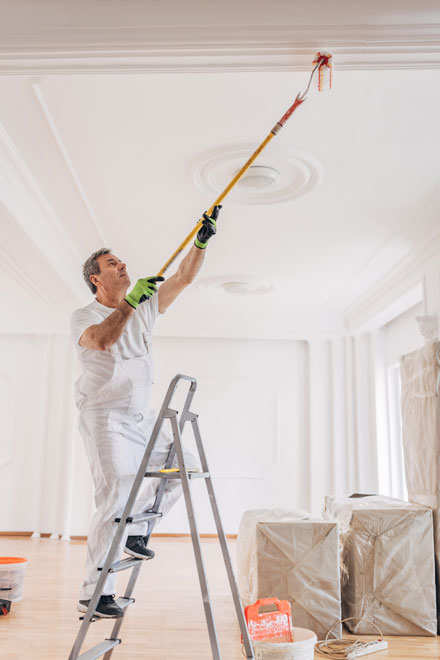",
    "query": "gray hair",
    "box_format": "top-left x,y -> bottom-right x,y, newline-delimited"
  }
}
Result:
82,248 -> 111,294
